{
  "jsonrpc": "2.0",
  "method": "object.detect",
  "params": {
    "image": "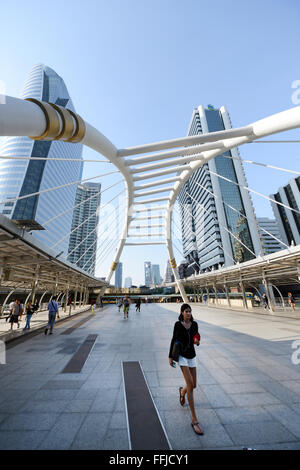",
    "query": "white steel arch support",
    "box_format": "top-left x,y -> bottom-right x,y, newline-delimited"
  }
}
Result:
1,95 -> 300,301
